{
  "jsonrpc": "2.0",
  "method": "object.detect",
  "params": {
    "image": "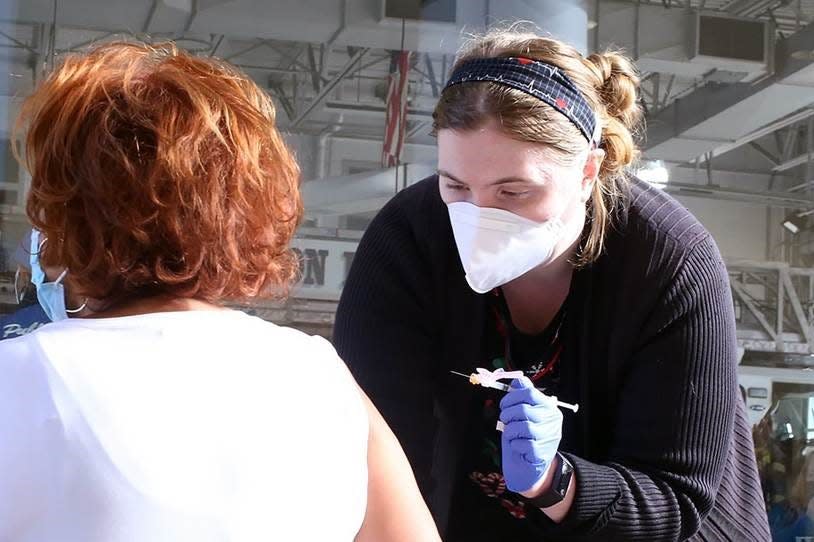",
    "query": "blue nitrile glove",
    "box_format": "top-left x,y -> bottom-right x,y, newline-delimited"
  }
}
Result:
499,377 -> 563,494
